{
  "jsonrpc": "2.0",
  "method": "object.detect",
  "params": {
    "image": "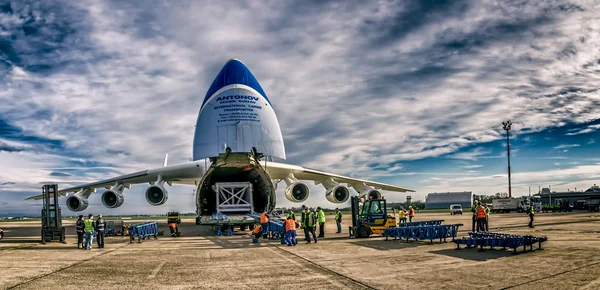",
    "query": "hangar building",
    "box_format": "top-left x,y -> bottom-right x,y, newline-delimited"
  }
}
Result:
425,191 -> 473,209
536,184 -> 600,205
